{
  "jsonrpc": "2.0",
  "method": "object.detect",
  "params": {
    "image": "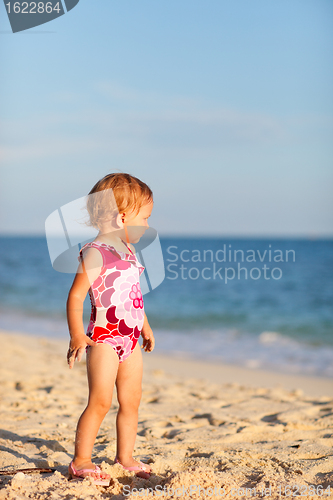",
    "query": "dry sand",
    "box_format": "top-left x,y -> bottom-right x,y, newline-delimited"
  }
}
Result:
0,330 -> 332,499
